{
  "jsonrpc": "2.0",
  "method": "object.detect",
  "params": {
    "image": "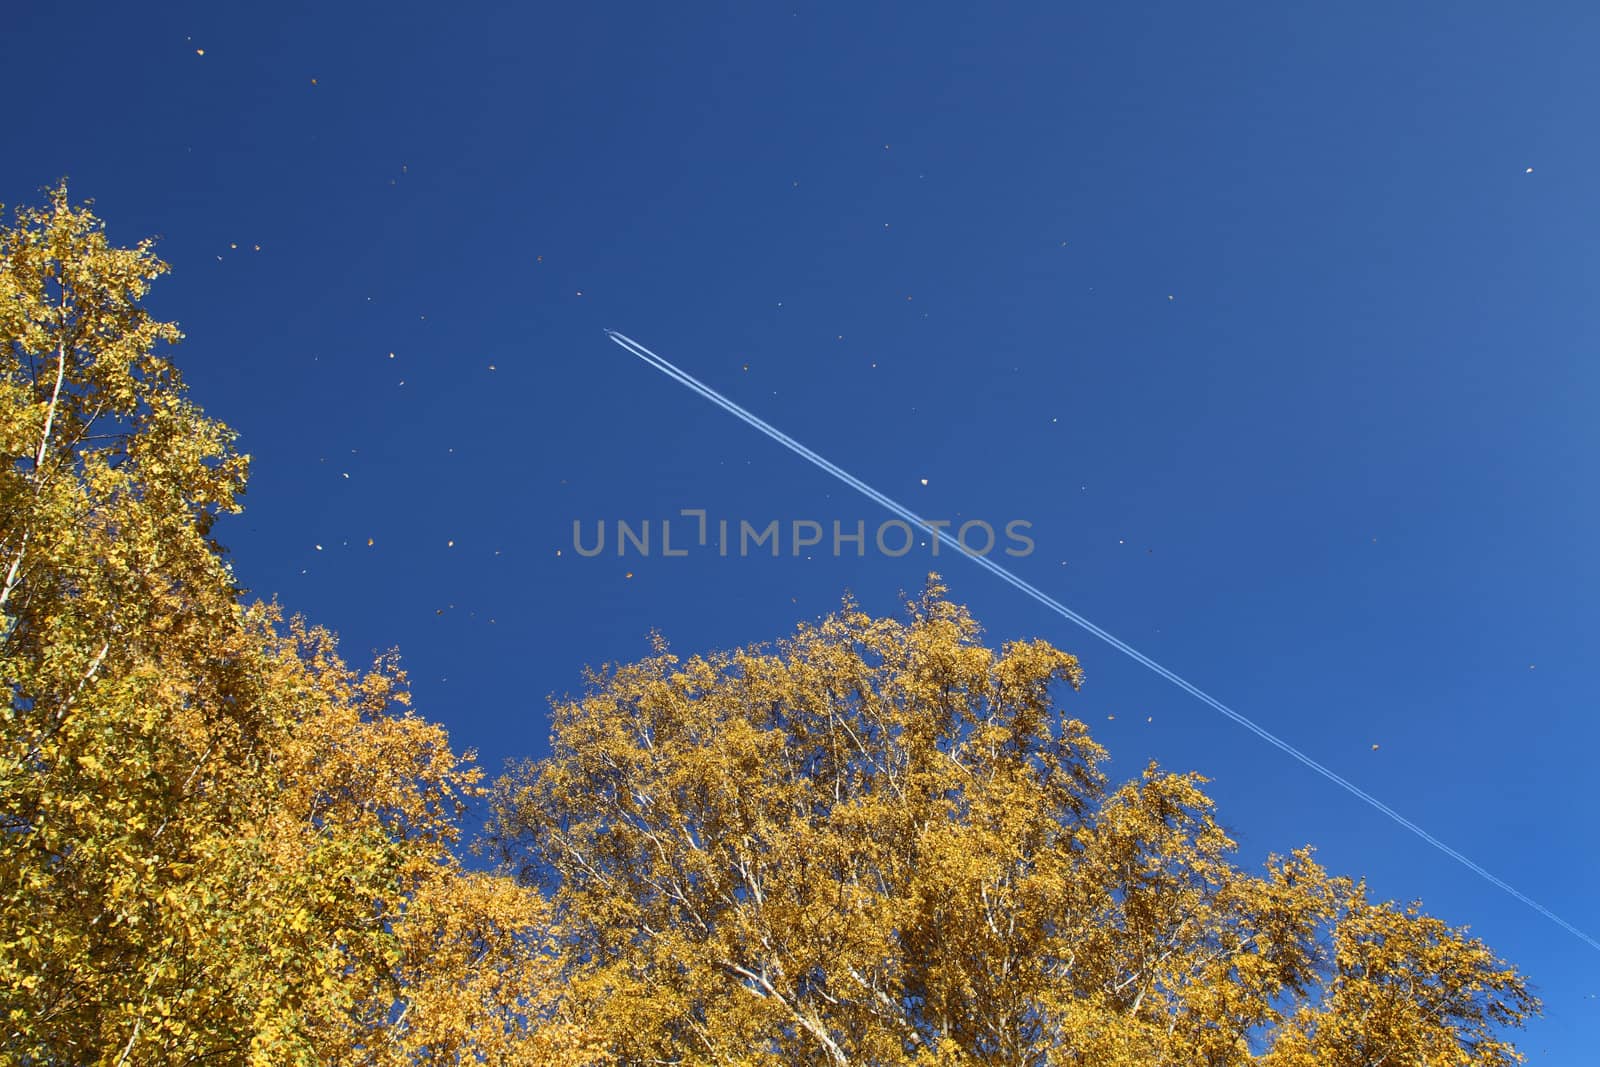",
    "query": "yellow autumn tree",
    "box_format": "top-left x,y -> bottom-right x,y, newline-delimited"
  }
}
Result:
491,581 -> 1538,1066
0,186 -> 588,1064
